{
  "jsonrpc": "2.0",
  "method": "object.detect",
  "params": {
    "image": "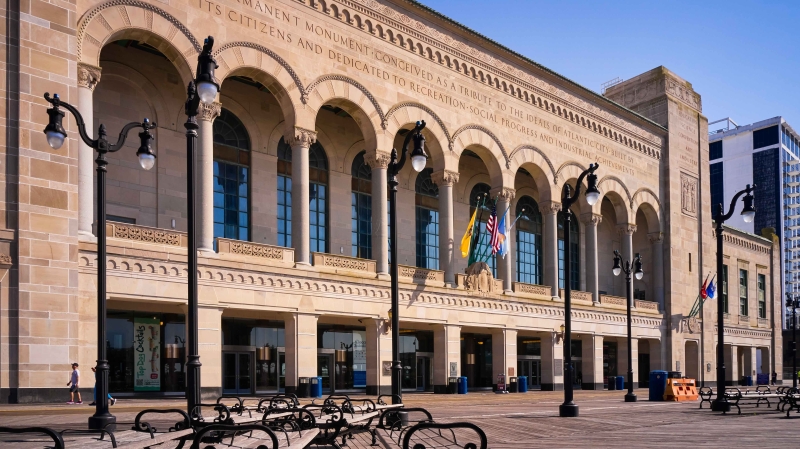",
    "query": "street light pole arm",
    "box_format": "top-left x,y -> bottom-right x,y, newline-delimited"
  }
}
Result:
391,121 -> 426,175
717,184 -> 756,223
563,163 -> 599,208
44,92 -> 95,148
106,120 -> 156,154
